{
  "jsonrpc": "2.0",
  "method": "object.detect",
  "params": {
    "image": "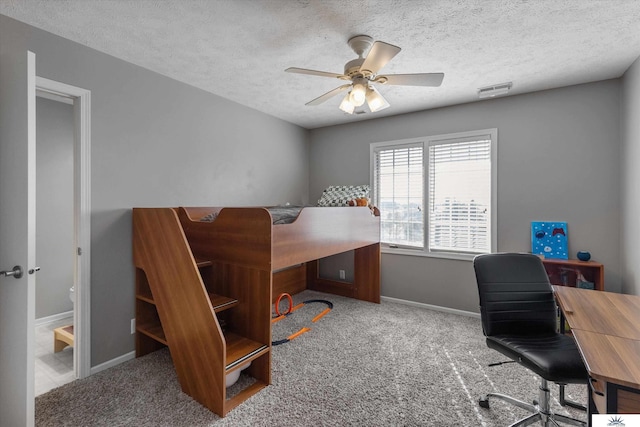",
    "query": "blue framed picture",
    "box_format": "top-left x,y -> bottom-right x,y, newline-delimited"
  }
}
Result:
531,221 -> 568,260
